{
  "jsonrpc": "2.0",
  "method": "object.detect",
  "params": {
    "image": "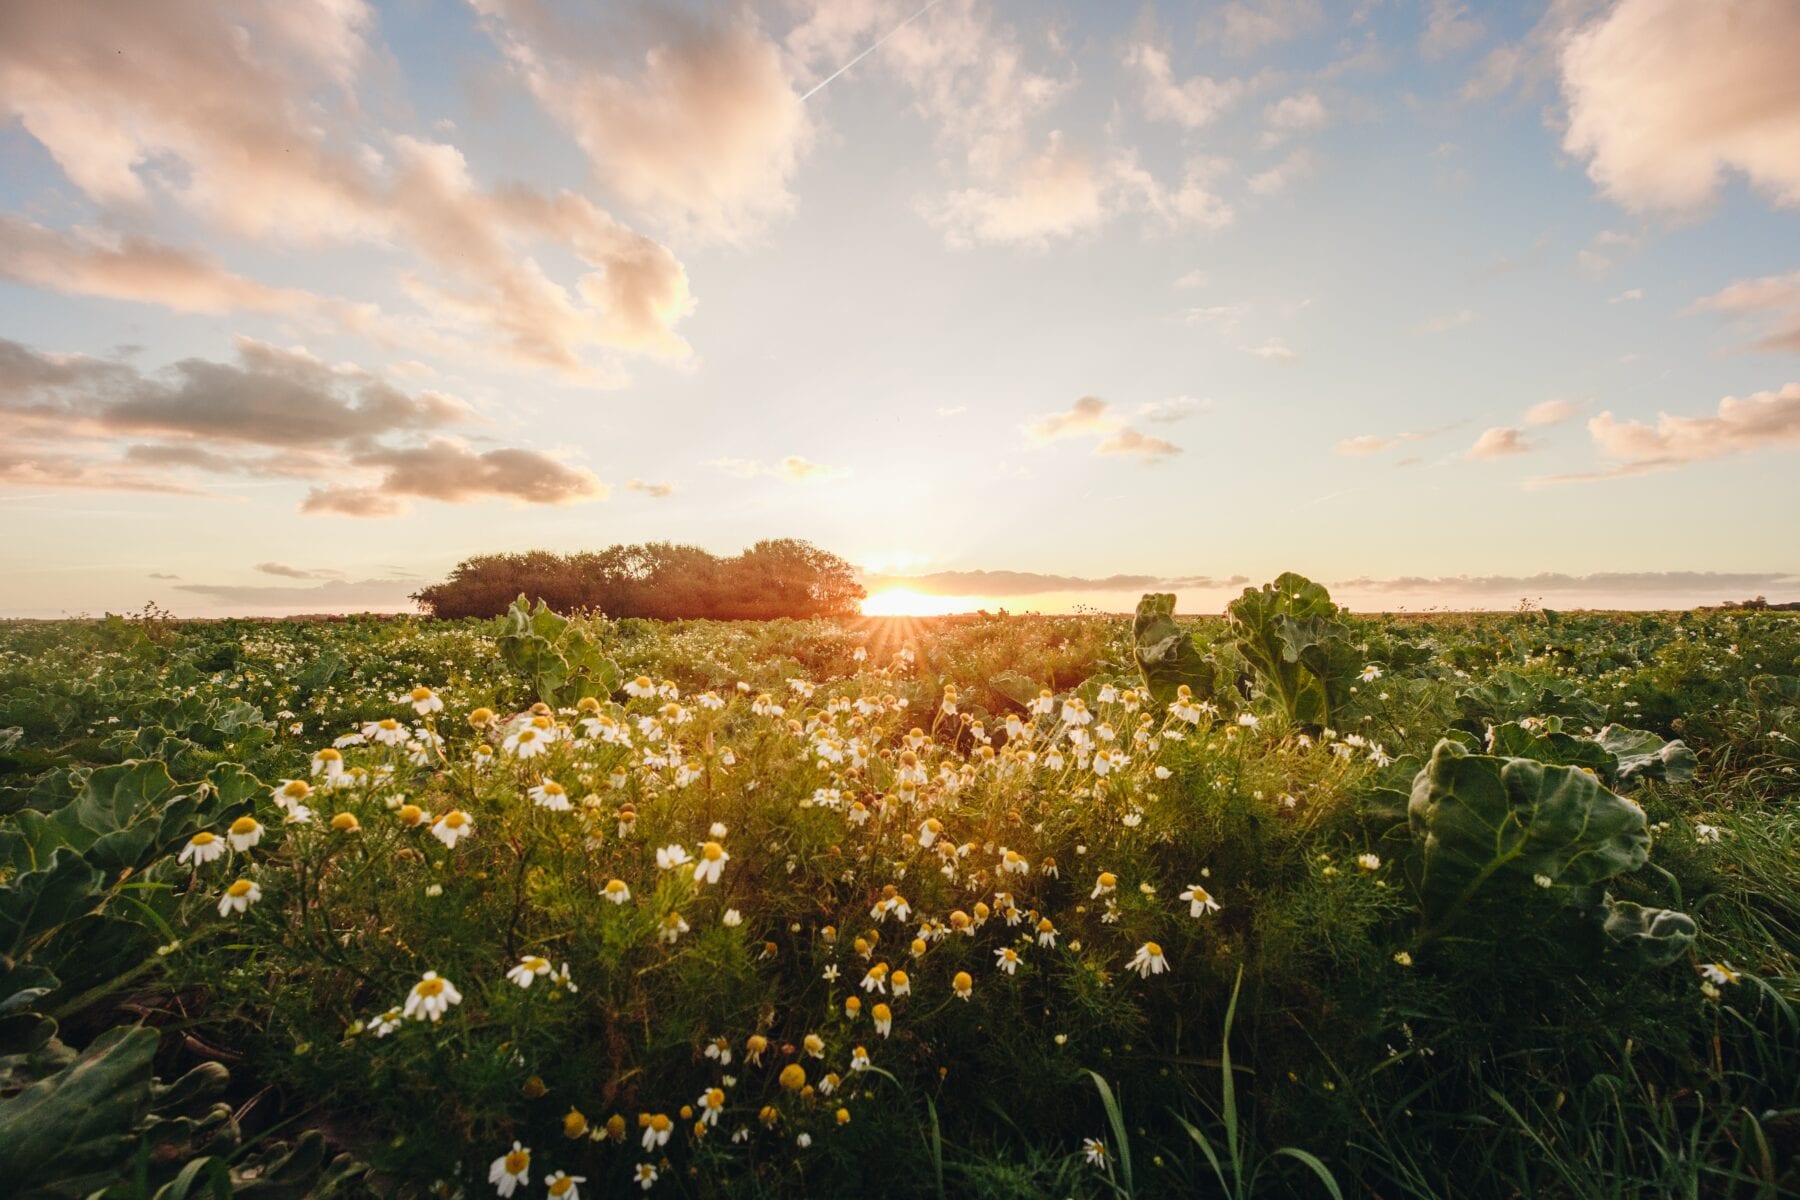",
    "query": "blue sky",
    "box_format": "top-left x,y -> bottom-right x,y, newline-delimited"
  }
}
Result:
2,0 -> 1797,616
